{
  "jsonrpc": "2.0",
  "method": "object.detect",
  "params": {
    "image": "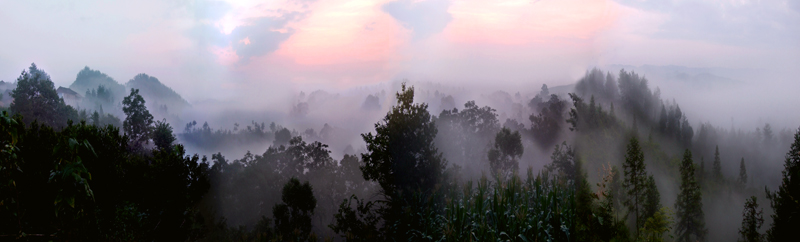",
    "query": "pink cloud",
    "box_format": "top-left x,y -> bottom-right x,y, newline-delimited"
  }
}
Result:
212,0 -> 625,88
